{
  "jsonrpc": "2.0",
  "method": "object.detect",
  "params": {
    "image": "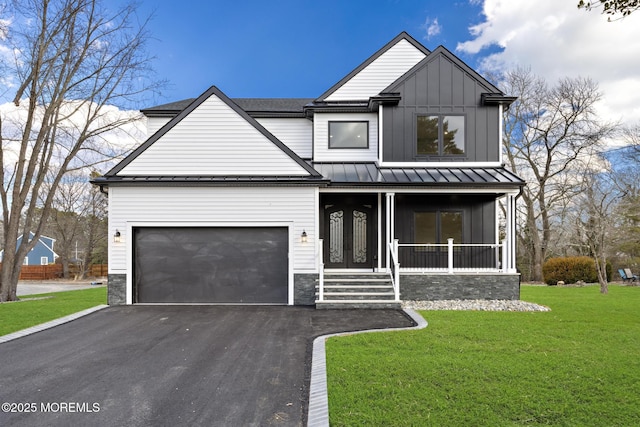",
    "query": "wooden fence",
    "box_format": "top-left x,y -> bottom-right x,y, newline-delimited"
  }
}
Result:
0,264 -> 108,280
